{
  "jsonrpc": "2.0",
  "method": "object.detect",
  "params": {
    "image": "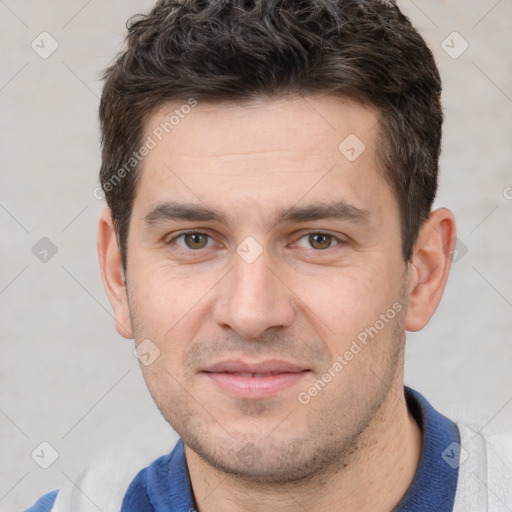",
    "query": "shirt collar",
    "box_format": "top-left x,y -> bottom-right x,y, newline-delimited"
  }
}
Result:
394,386 -> 460,511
